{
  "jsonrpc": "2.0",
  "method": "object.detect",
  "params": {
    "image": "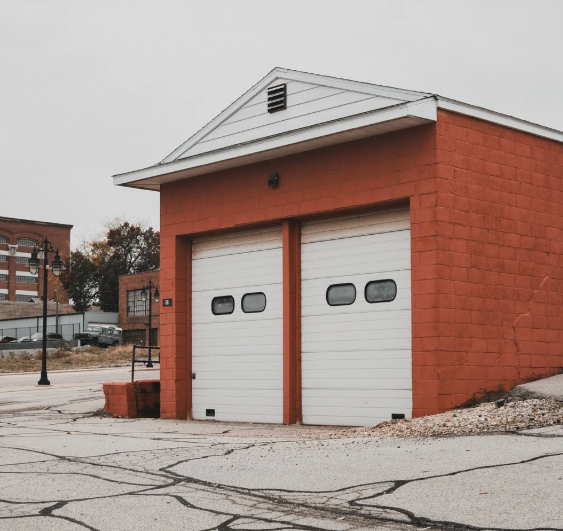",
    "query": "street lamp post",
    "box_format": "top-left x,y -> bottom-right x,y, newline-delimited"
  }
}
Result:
28,238 -> 63,386
140,279 -> 159,368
